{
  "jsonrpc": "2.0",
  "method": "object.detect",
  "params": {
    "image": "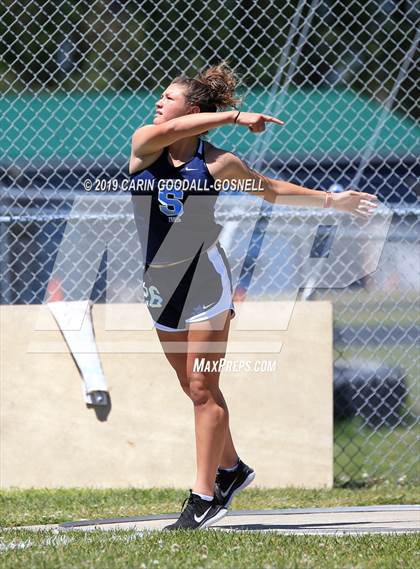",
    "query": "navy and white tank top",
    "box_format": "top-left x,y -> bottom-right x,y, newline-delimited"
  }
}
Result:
130,138 -> 222,266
